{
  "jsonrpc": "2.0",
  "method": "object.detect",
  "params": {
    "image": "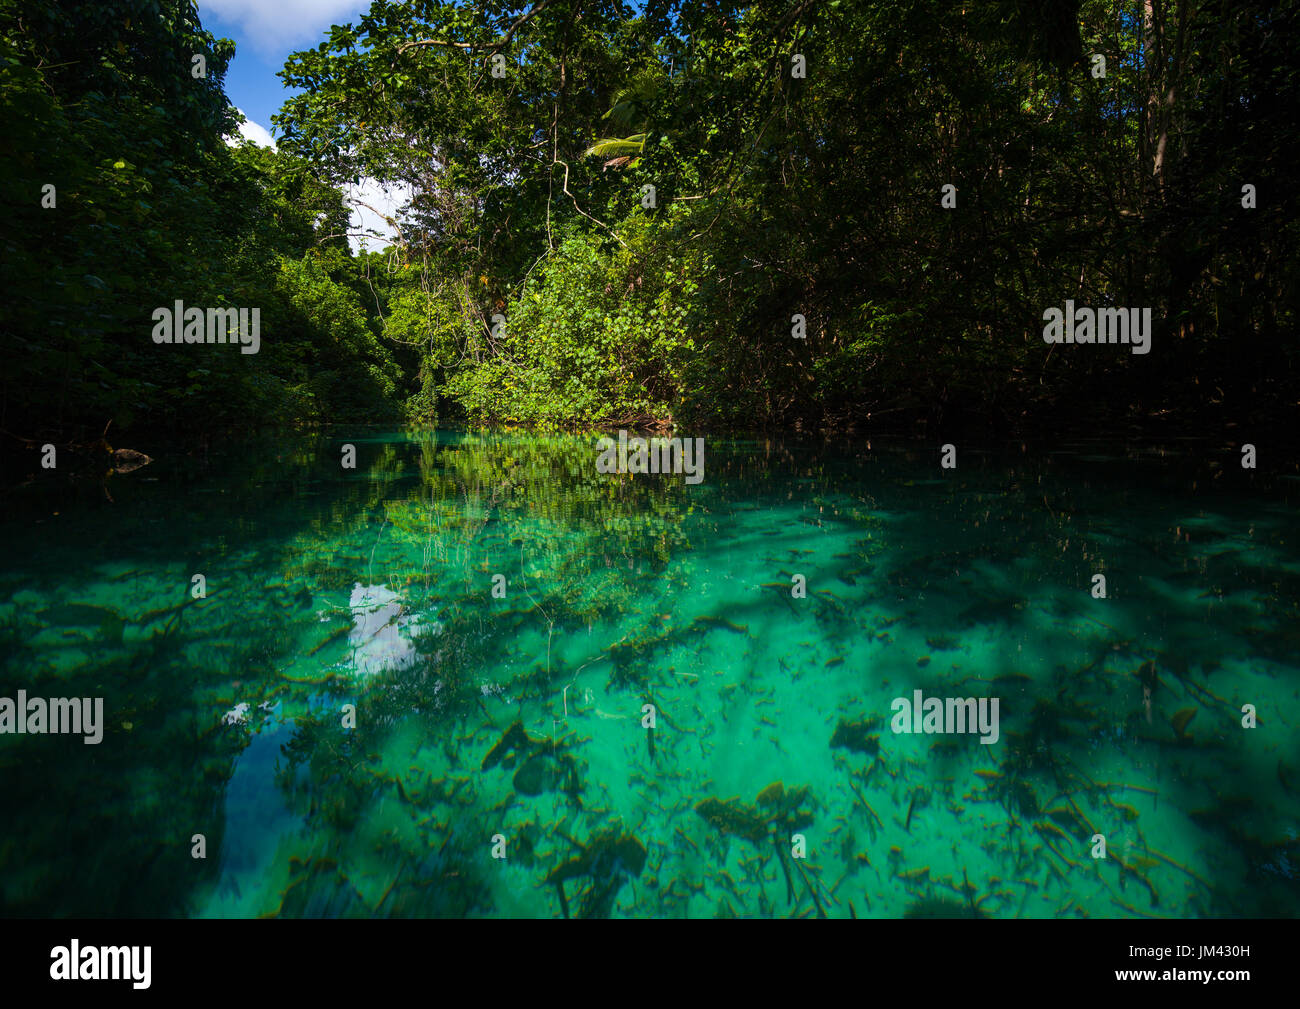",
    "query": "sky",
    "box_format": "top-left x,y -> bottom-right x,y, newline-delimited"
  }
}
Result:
197,0 -> 407,251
